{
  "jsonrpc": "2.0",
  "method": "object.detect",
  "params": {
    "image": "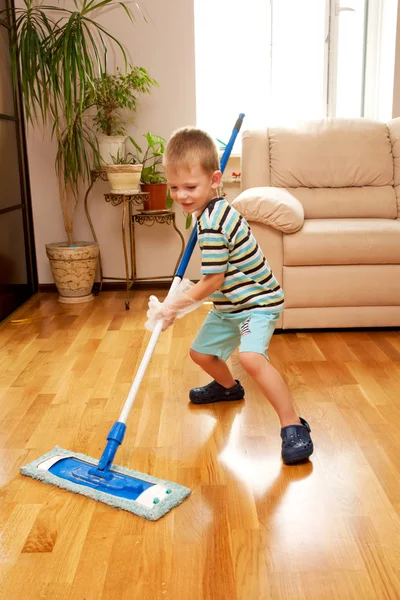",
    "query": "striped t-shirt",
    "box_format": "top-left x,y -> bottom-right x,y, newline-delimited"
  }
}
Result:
197,197 -> 284,315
